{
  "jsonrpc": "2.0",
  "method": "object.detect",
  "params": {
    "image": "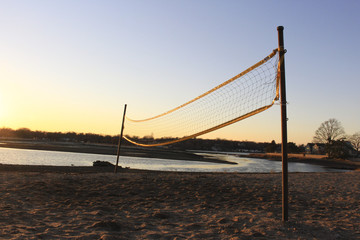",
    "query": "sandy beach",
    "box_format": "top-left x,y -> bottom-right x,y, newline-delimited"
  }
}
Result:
0,167 -> 359,239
